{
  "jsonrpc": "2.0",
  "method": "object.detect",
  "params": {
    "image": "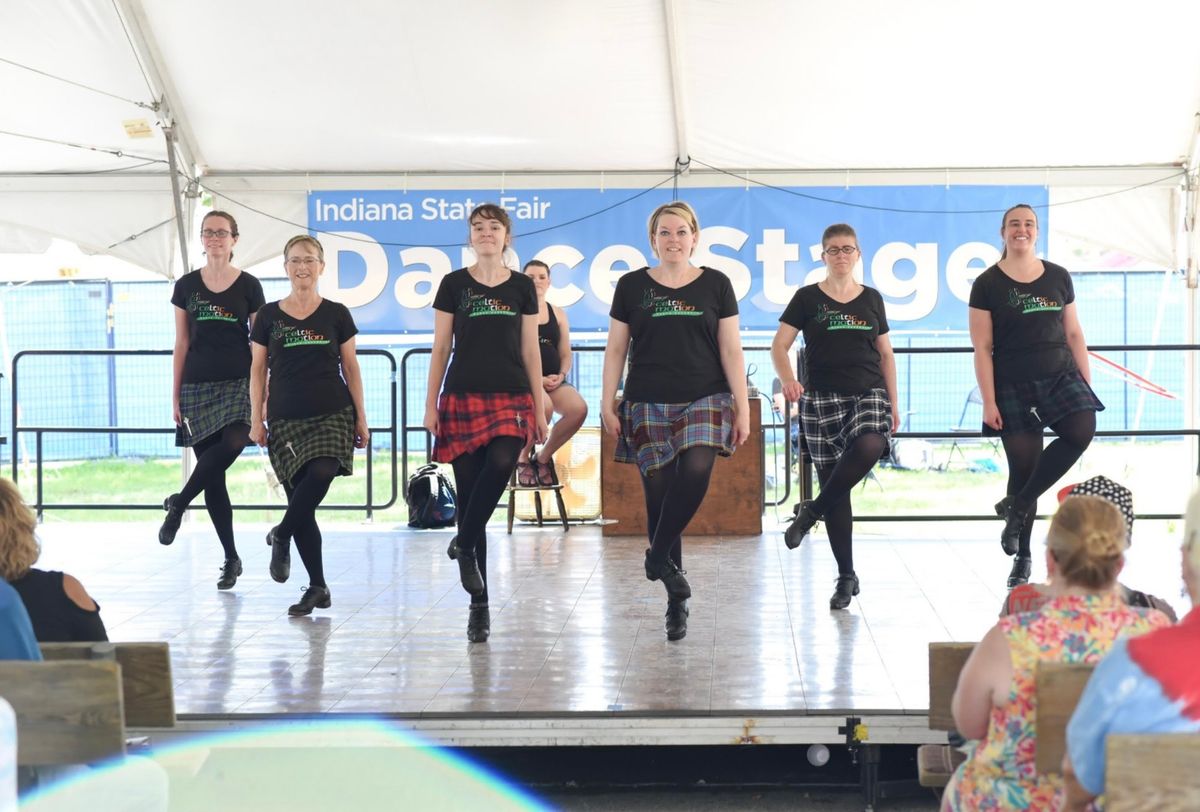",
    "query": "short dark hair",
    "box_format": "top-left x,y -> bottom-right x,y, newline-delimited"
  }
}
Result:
821,223 -> 857,248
